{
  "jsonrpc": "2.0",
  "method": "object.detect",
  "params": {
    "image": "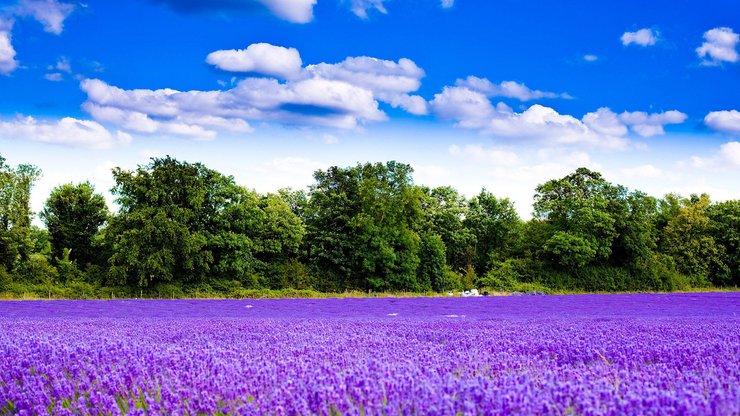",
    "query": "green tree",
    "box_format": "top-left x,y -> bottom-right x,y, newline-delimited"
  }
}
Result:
107,157 -> 235,287
213,190 -> 305,288
419,186 -> 474,271
661,194 -> 725,285
40,182 -> 108,269
305,162 -> 423,291
464,189 -> 520,274
533,168 -> 620,269
0,155 -> 41,272
708,200 -> 740,286
416,232 -> 446,292
611,191 -> 658,267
